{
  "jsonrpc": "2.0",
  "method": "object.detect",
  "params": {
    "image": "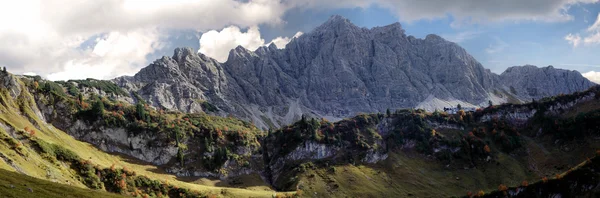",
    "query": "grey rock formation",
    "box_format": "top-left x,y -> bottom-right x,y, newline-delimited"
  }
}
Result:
113,15 -> 595,129
499,65 -> 595,99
